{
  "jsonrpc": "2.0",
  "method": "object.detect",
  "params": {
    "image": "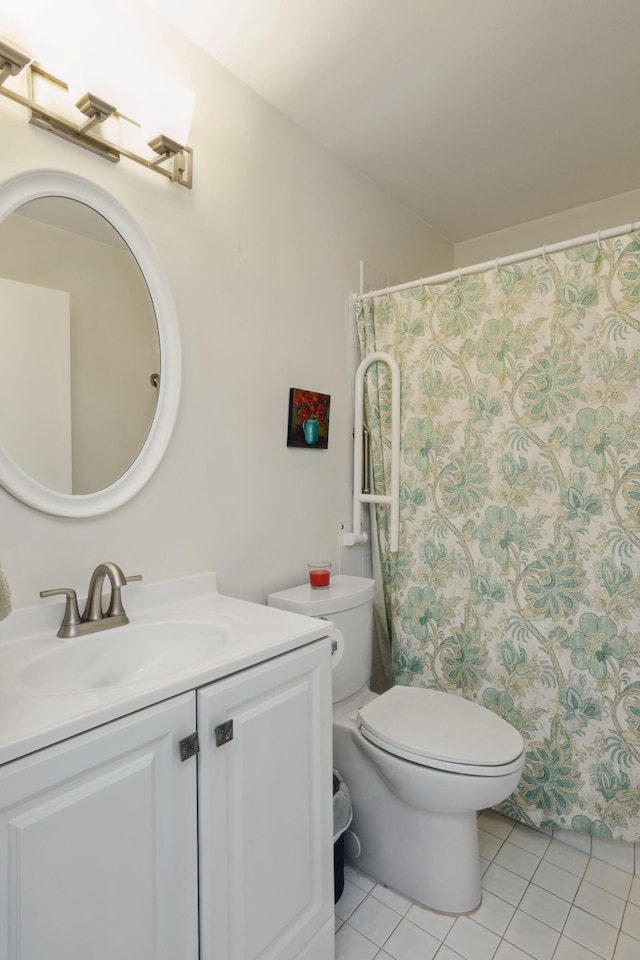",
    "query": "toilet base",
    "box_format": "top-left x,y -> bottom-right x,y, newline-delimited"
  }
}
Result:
349,799 -> 482,914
